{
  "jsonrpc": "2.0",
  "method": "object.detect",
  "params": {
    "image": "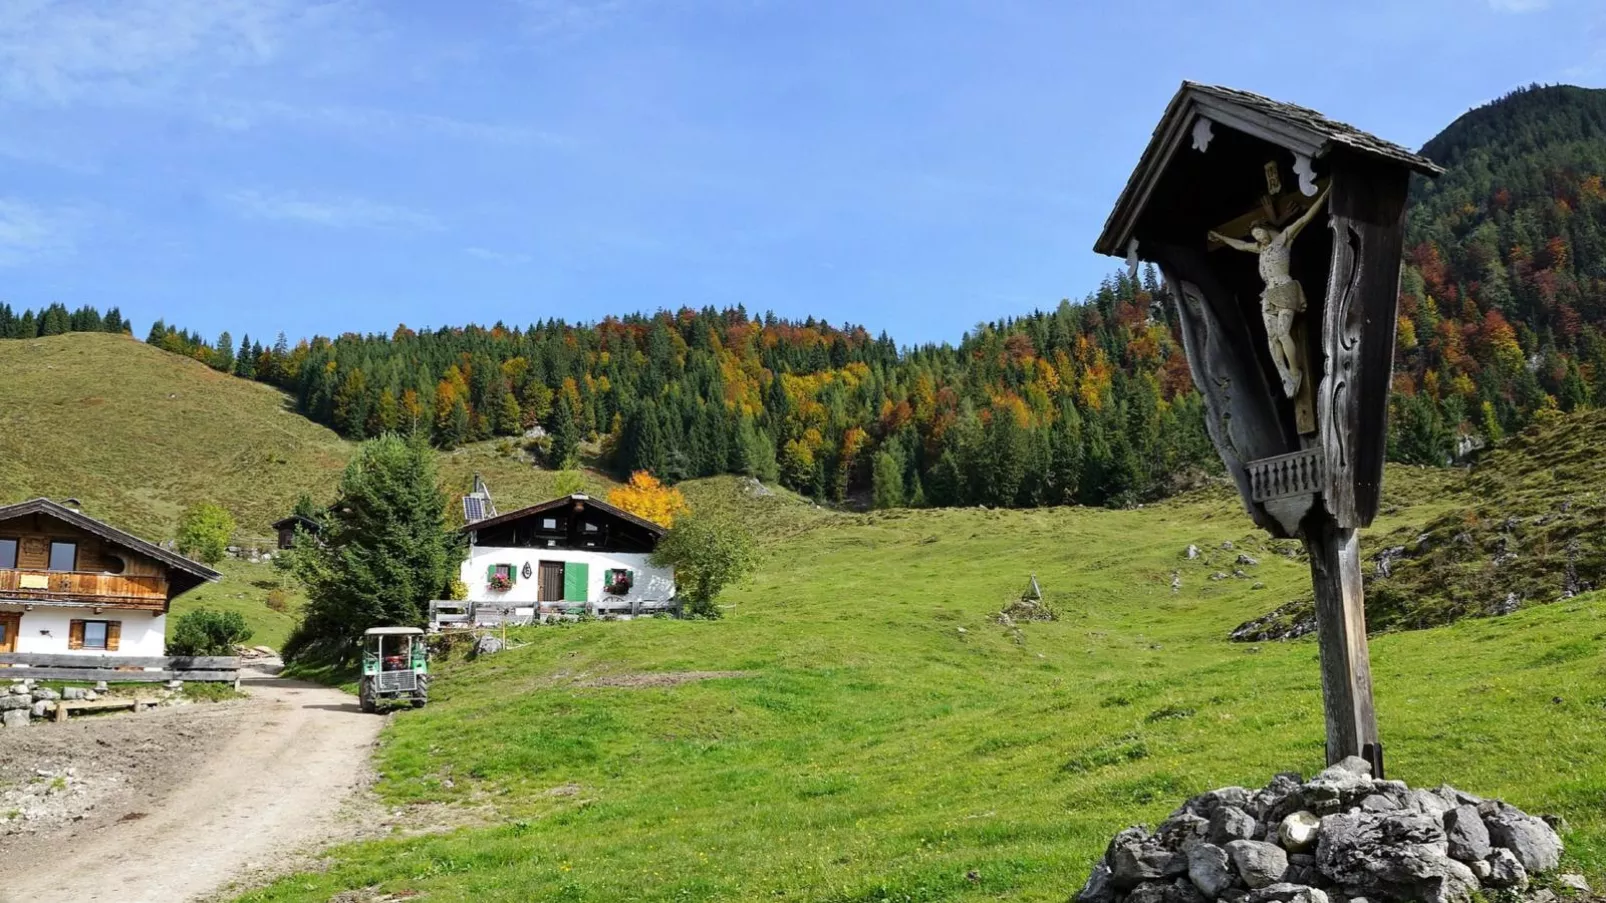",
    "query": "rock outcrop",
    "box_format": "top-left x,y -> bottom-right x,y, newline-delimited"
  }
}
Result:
1073,758 -> 1567,903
